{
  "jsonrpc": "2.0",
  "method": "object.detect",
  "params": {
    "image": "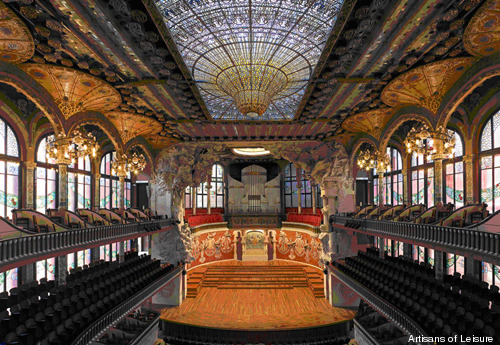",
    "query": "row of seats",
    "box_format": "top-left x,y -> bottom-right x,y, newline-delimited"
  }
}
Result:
1,252 -> 176,345
286,213 -> 322,226
162,336 -> 351,345
184,208 -> 224,219
187,214 -> 224,227
334,248 -> 500,340
286,207 -> 322,215
356,300 -> 409,345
